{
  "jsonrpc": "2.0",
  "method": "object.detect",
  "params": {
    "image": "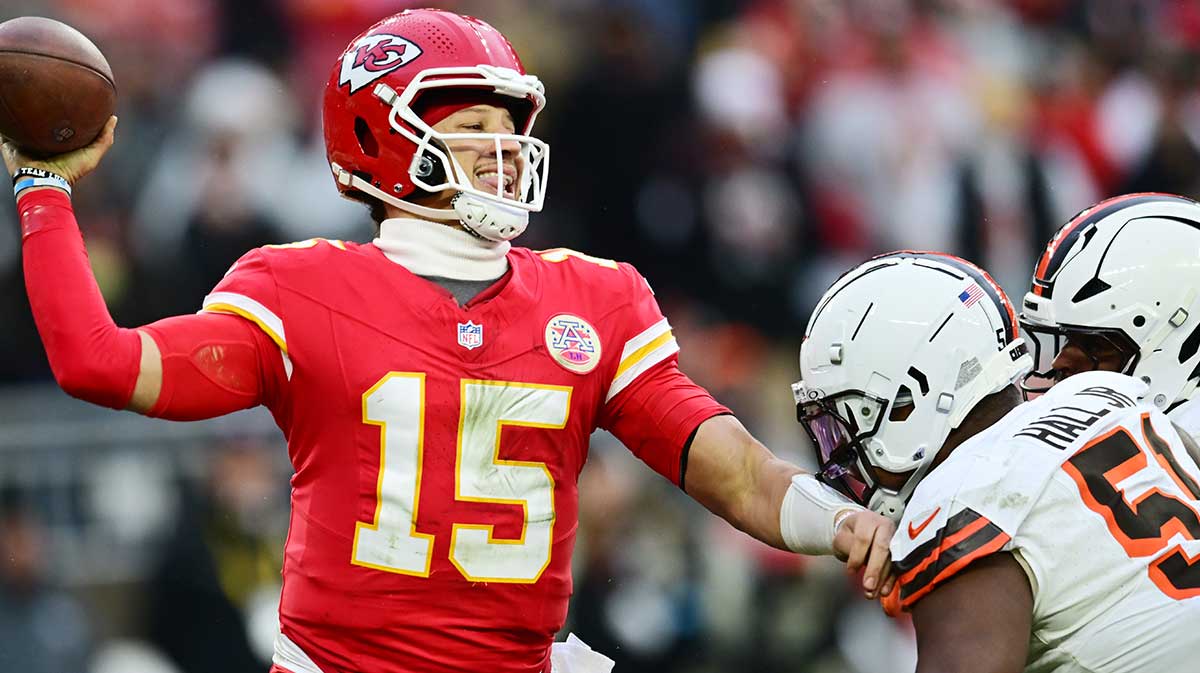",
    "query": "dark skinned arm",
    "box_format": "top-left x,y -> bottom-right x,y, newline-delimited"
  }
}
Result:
911,552 -> 1033,673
